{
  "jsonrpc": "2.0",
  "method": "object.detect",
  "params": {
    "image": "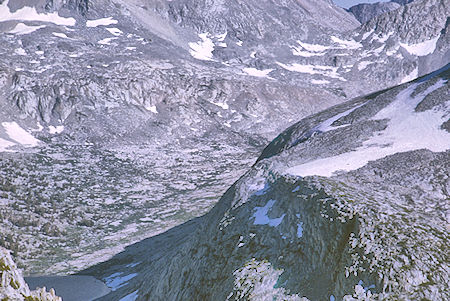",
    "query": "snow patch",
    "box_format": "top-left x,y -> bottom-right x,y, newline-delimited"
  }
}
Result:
86,17 -> 117,27
252,200 -> 285,227
243,67 -> 273,78
330,36 -> 362,49
296,215 -> 304,238
248,178 -> 269,196
14,48 -> 26,55
236,40 -> 243,47
119,291 -> 139,301
104,273 -> 138,291
314,102 -> 367,133
0,138 -> 16,152
286,80 -> 450,177
189,33 -> 214,61
277,62 -> 344,80
399,35 -> 440,56
361,29 -> 374,41
98,37 -> 116,45
106,27 -> 122,36
48,125 -> 64,134
358,61 -> 374,71
8,23 -> 45,35
372,31 -> 393,44
211,101 -> 228,110
0,0 -> 75,26
216,32 -> 227,41
291,41 -> 327,57
145,105 -> 158,113
52,32 -> 68,39
296,41 -> 330,52
2,122 -> 39,147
